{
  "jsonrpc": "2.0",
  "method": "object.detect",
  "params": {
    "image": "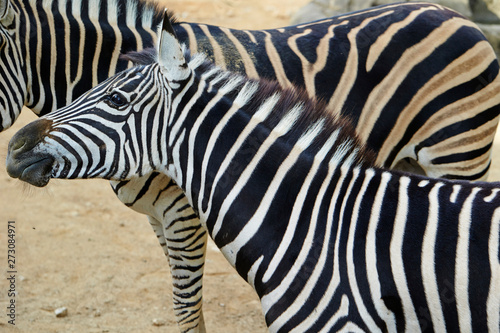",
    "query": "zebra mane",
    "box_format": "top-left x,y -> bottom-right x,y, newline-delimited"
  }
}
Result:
191,56 -> 376,167
120,47 -> 157,65
203,58 -> 377,167
249,79 -> 376,167
29,0 -> 180,25
122,47 -> 376,168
